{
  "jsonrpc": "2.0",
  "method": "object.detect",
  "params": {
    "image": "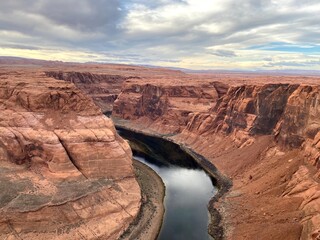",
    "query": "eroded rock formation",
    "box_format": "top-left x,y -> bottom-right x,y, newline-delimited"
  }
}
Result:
0,69 -> 141,239
112,76 -> 320,240
43,65 -> 188,115
45,71 -> 130,114
114,80 -> 228,134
